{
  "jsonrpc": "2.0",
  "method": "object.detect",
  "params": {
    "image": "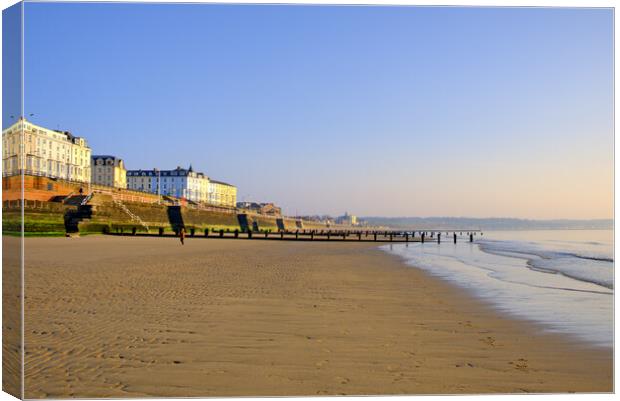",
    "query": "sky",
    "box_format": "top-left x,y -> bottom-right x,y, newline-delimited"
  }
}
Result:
6,3 -> 614,218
